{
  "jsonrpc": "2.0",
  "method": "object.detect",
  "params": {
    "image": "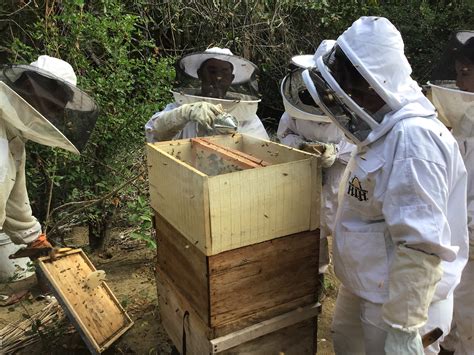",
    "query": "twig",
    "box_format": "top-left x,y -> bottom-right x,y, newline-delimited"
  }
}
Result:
2,0 -> 32,17
48,199 -> 100,218
45,154 -> 58,226
46,172 -> 144,235
47,153 -> 146,218
0,299 -> 66,354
